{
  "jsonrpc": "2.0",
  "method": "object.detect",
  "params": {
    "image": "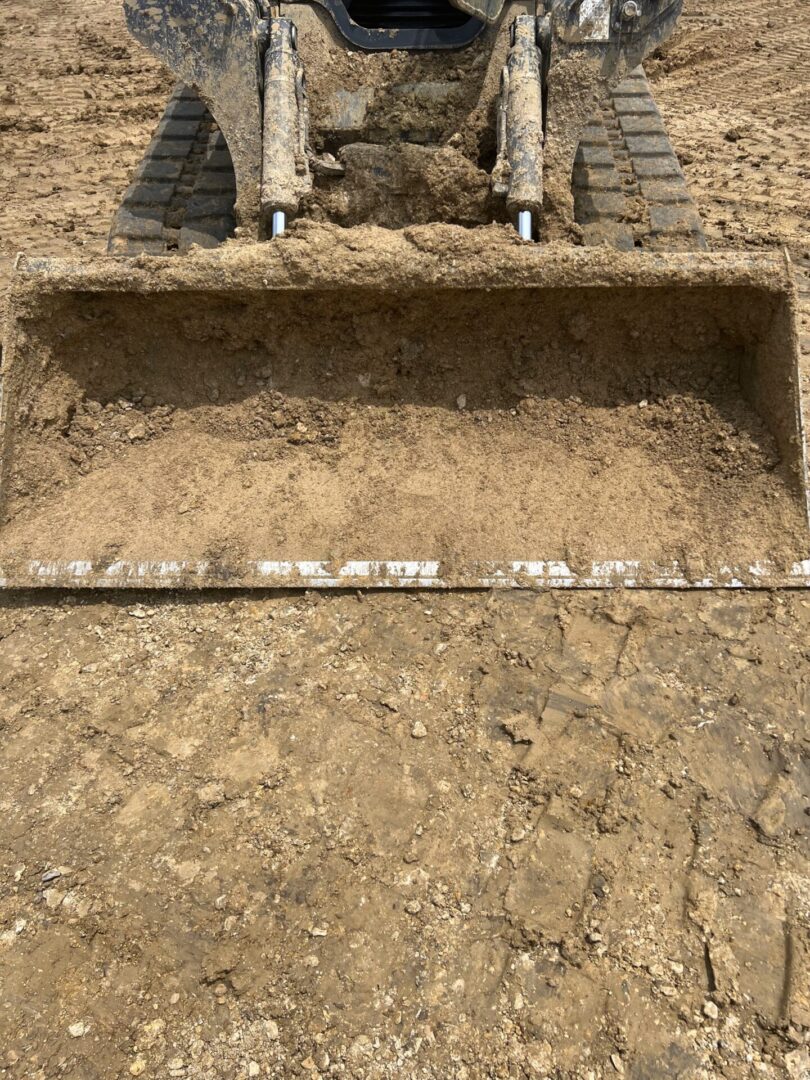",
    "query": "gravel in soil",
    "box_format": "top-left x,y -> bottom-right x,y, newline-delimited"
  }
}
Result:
1,590 -> 809,1079
0,0 -> 809,1077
